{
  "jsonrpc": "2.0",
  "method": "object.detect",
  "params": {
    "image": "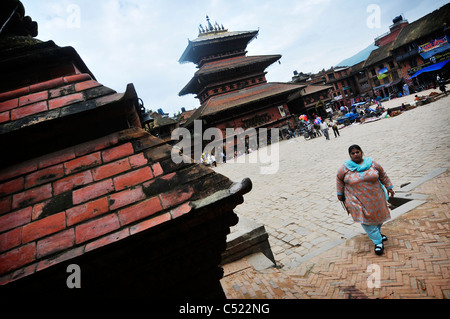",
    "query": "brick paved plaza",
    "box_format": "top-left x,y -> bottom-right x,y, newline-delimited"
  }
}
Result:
218,93 -> 450,299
